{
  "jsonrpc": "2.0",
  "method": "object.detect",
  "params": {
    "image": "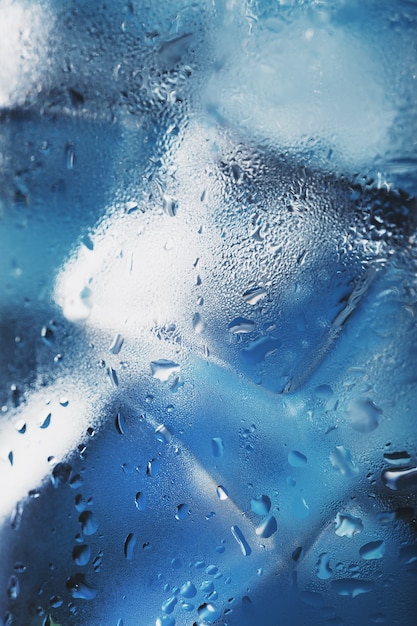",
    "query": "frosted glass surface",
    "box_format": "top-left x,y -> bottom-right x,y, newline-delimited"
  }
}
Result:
0,1 -> 416,625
